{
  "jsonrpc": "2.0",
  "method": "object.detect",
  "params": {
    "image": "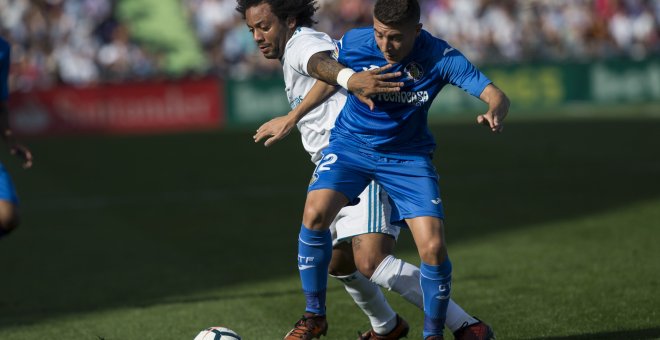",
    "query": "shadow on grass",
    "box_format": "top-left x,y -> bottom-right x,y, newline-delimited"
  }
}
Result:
154,285 -> 345,307
1,119 -> 659,328
530,327 -> 660,340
